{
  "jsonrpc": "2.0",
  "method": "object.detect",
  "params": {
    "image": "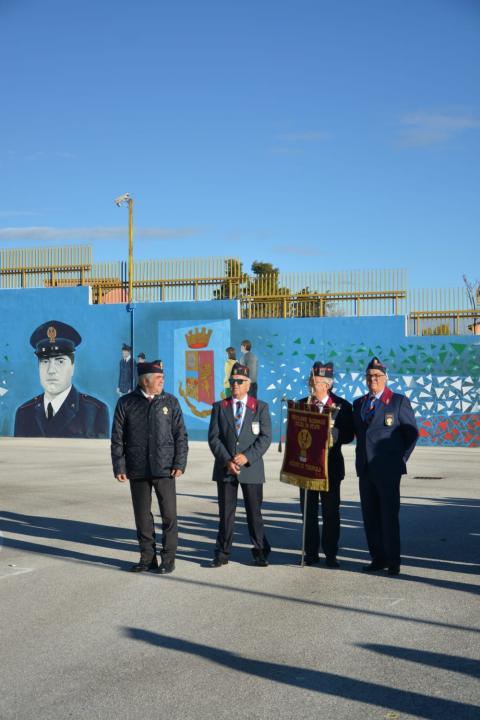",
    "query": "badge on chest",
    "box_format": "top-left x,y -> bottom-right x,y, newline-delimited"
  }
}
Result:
251,421 -> 260,435
385,413 -> 394,427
